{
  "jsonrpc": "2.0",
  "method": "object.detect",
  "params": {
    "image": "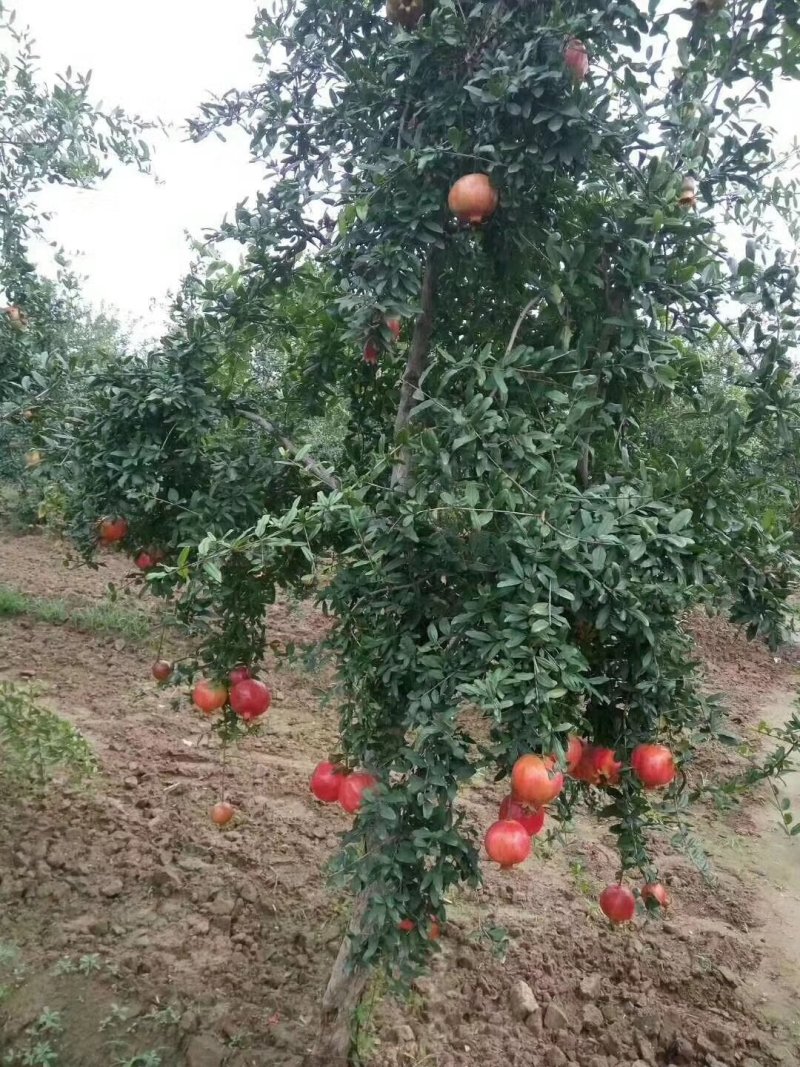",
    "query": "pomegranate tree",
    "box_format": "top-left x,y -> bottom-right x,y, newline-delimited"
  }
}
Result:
51,0 -> 800,1063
